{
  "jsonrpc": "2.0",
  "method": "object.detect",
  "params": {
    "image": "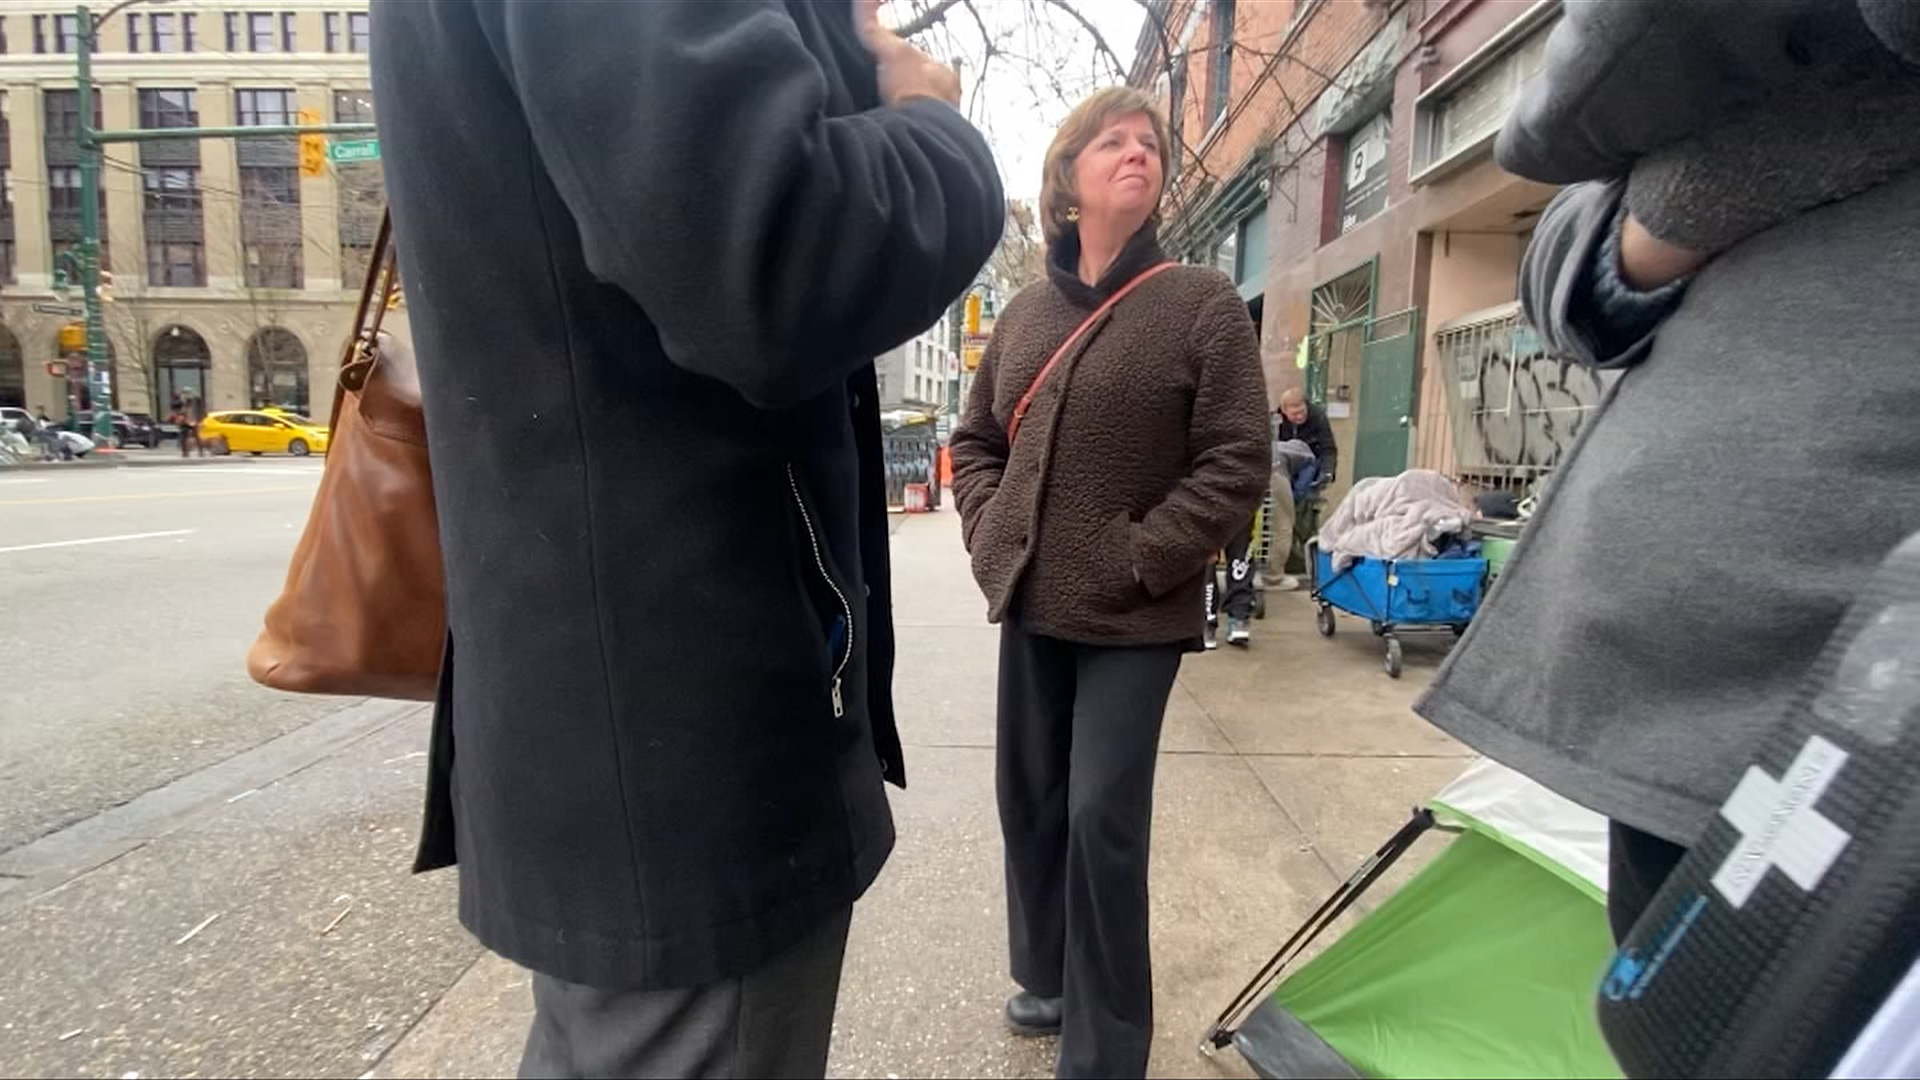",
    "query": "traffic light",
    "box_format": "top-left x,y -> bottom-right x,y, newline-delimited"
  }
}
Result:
965,292 -> 982,336
298,108 -> 327,178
